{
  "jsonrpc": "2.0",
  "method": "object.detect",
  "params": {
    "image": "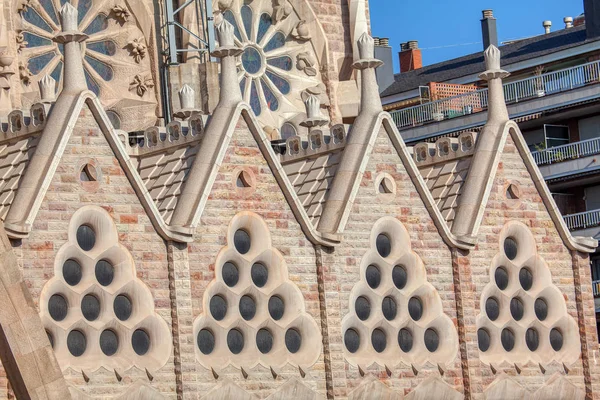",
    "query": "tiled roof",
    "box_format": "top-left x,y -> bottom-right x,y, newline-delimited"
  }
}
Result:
136,144 -> 199,224
382,26 -> 598,97
0,134 -> 41,219
418,157 -> 472,228
282,150 -> 343,227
